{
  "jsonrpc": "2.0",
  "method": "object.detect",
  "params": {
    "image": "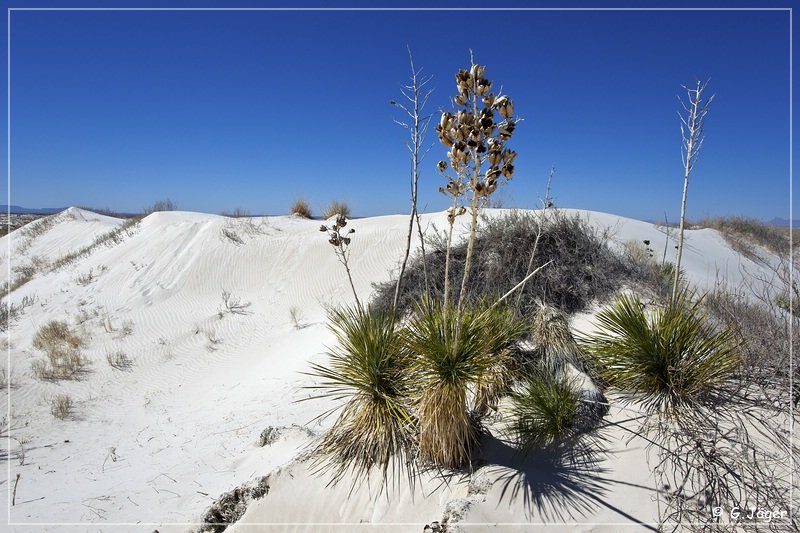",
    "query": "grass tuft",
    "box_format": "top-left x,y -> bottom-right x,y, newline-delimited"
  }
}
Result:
290,198 -> 313,219
322,200 -> 351,220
